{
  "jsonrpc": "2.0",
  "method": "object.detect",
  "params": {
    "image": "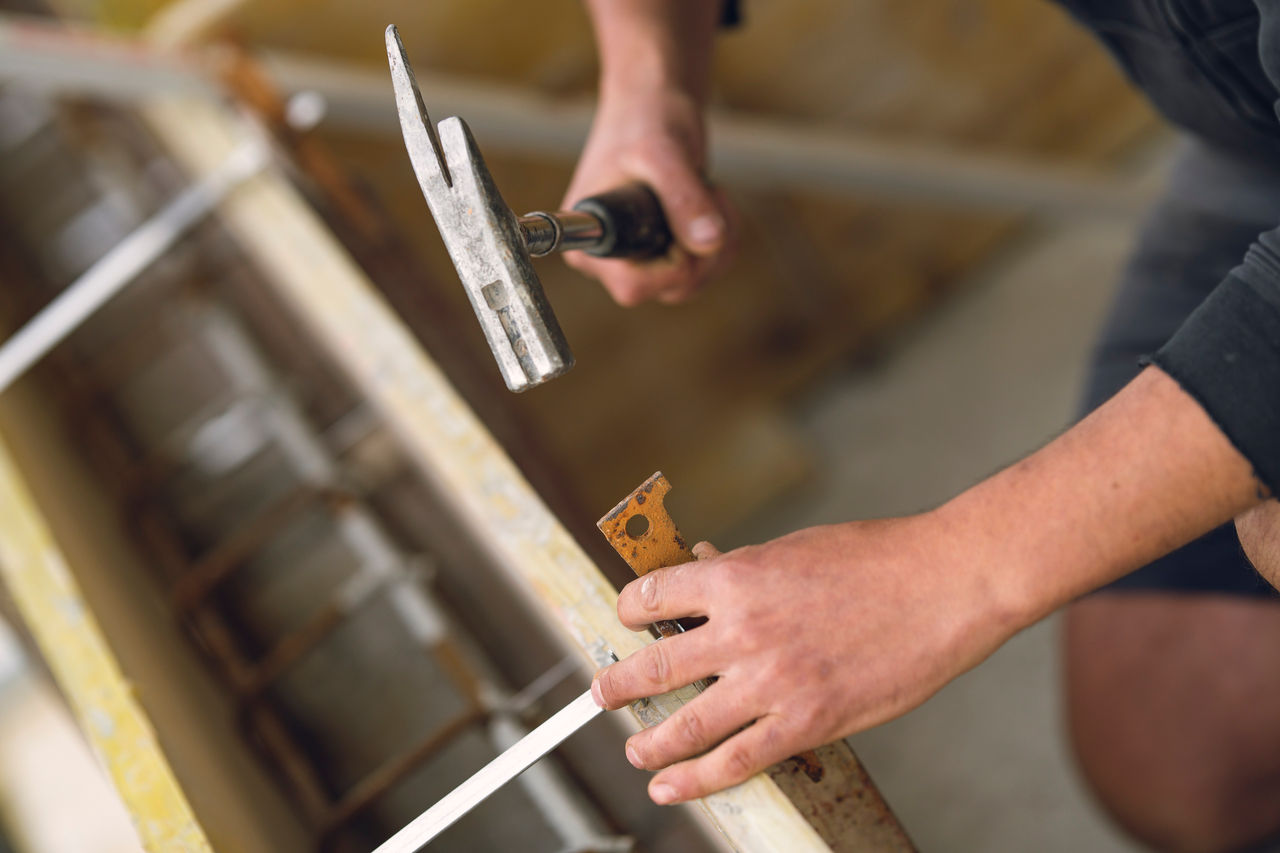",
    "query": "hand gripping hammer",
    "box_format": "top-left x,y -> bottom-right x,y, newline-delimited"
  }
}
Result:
385,26 -> 673,392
